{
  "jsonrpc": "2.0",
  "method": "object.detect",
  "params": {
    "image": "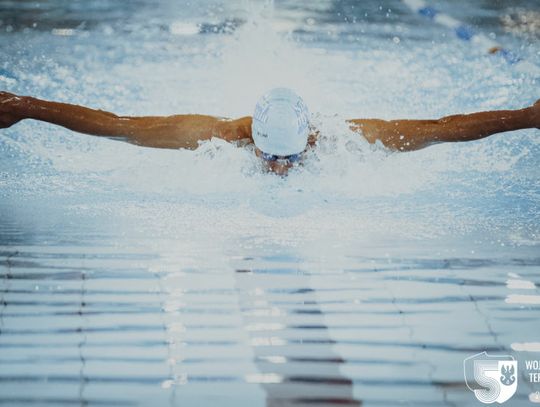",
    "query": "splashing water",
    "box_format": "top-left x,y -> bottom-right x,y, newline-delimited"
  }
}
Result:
1,0 -> 539,246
